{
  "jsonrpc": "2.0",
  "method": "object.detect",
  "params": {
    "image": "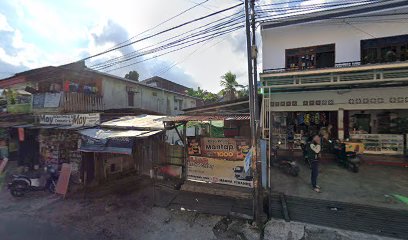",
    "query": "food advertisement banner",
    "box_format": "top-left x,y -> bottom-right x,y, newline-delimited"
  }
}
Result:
187,156 -> 253,188
201,137 -> 249,160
